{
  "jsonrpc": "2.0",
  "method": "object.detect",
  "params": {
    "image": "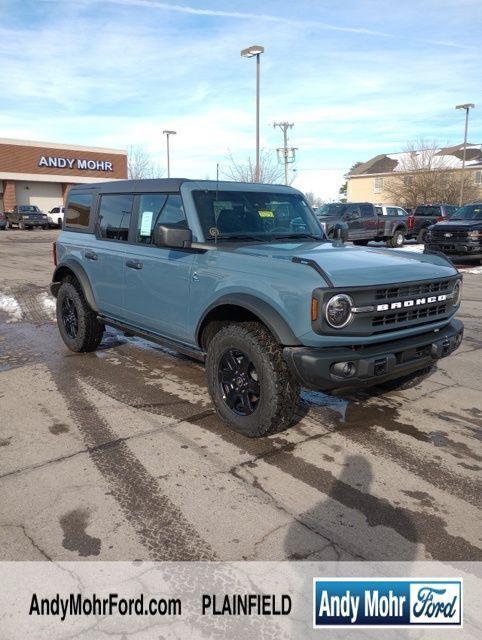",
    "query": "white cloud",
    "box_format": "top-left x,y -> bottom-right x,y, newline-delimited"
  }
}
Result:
1,1 -> 480,198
